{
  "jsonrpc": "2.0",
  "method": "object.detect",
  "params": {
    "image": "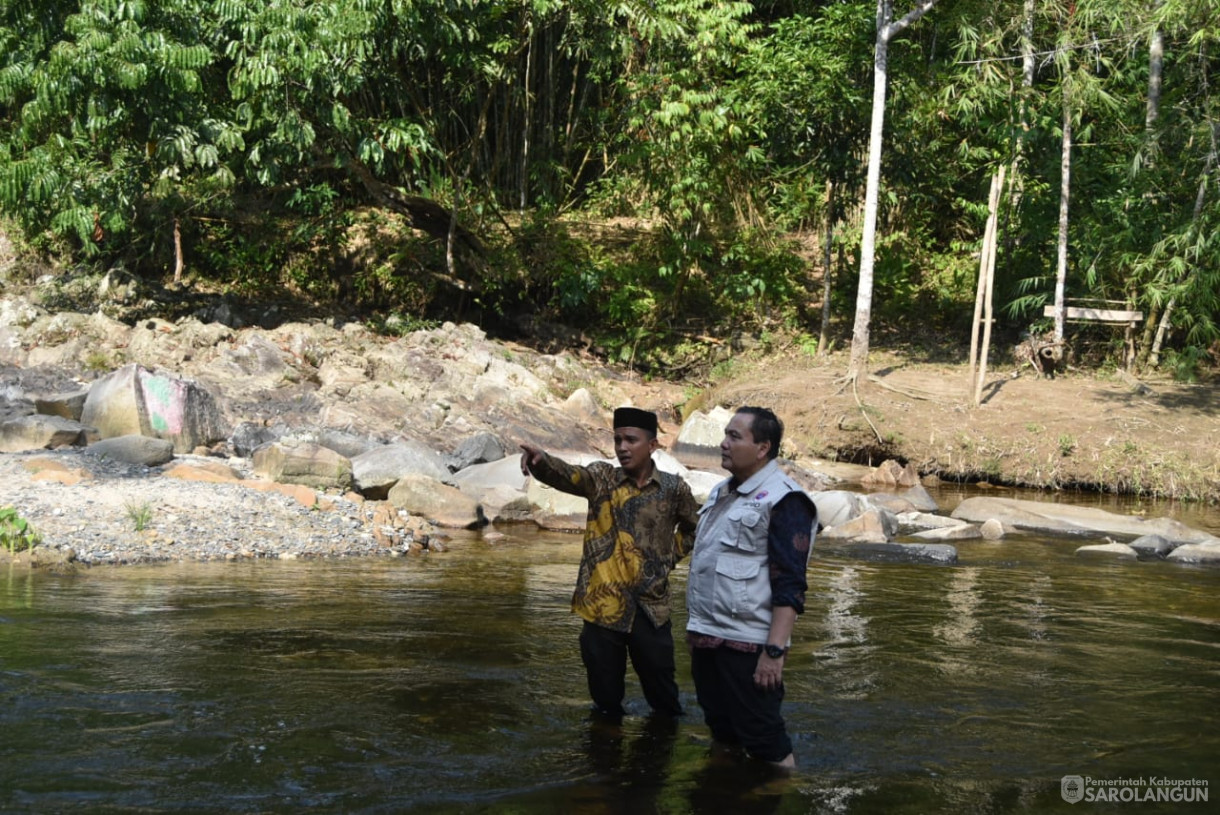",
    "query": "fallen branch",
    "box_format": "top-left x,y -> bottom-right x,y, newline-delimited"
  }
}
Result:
867,374 -> 936,400
853,376 -> 884,445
